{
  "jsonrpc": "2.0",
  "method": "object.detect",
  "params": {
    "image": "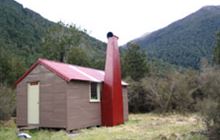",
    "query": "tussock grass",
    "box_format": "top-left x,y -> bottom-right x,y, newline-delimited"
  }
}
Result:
0,113 -> 207,140
74,113 -> 207,140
